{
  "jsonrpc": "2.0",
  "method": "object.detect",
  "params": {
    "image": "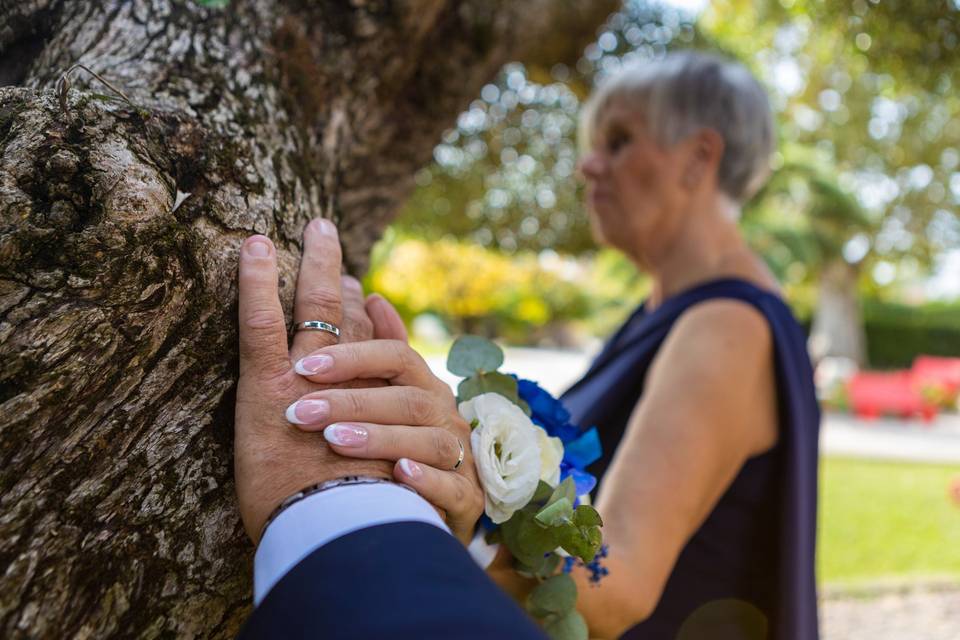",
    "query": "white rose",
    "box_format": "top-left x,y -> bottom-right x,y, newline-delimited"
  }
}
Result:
536,428 -> 564,487
460,393 -> 542,524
